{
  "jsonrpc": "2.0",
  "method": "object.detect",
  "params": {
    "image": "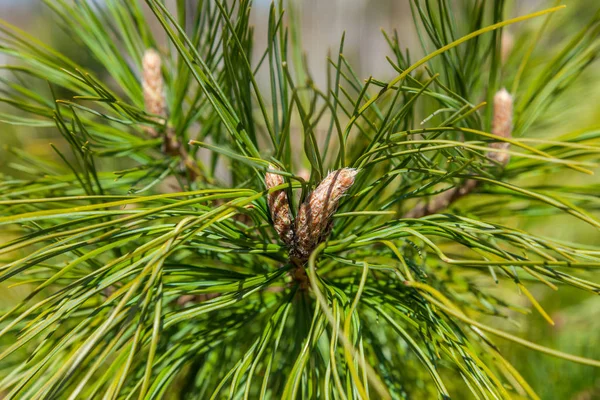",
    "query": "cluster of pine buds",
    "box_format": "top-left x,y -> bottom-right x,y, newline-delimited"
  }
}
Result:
266,166 -> 358,262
